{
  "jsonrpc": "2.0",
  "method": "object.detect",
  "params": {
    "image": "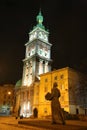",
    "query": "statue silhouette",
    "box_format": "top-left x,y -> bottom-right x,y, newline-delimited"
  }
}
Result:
45,82 -> 65,125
